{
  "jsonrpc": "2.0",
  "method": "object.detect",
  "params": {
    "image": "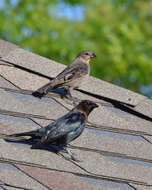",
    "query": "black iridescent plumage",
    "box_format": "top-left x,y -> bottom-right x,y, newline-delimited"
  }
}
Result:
8,100 -> 98,161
